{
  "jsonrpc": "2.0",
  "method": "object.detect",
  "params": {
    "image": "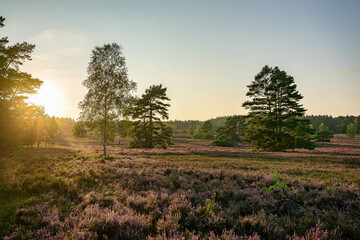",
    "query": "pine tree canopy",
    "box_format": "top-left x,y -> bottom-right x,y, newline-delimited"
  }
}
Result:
130,84 -> 171,149
242,65 -> 313,151
0,16 -> 44,149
